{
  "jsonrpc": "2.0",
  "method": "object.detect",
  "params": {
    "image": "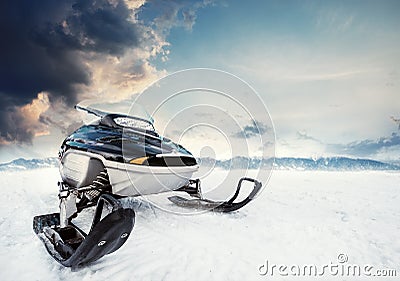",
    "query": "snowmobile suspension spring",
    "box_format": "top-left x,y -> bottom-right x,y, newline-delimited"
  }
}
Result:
85,170 -> 111,201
